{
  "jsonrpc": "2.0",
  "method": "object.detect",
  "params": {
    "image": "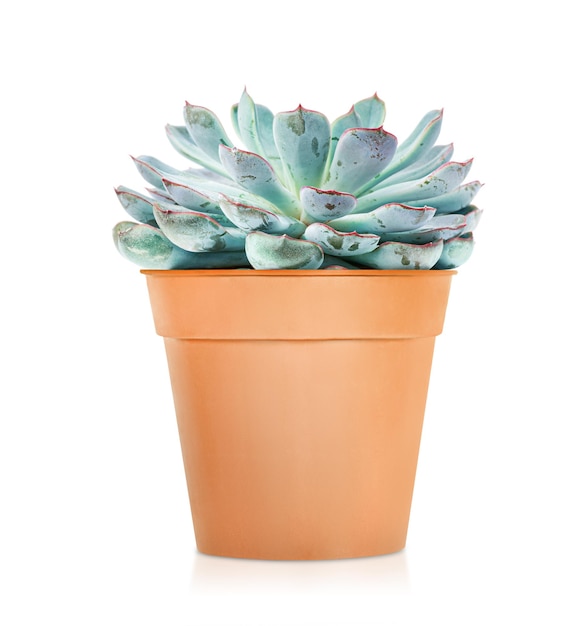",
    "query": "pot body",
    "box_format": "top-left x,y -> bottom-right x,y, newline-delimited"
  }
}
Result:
143,269 -> 454,560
